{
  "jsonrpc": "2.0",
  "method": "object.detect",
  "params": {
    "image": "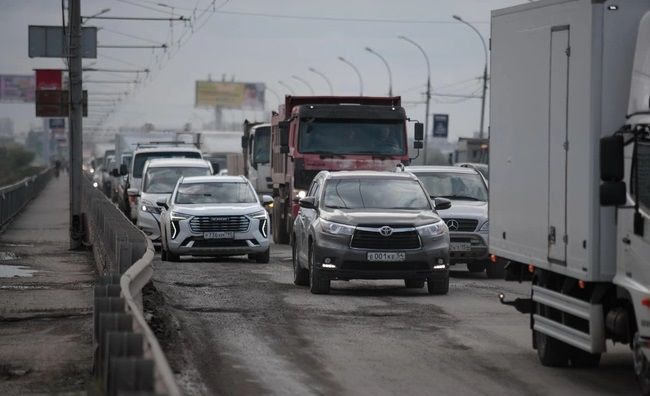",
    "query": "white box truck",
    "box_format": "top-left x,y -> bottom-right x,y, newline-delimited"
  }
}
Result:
491,0 -> 650,390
